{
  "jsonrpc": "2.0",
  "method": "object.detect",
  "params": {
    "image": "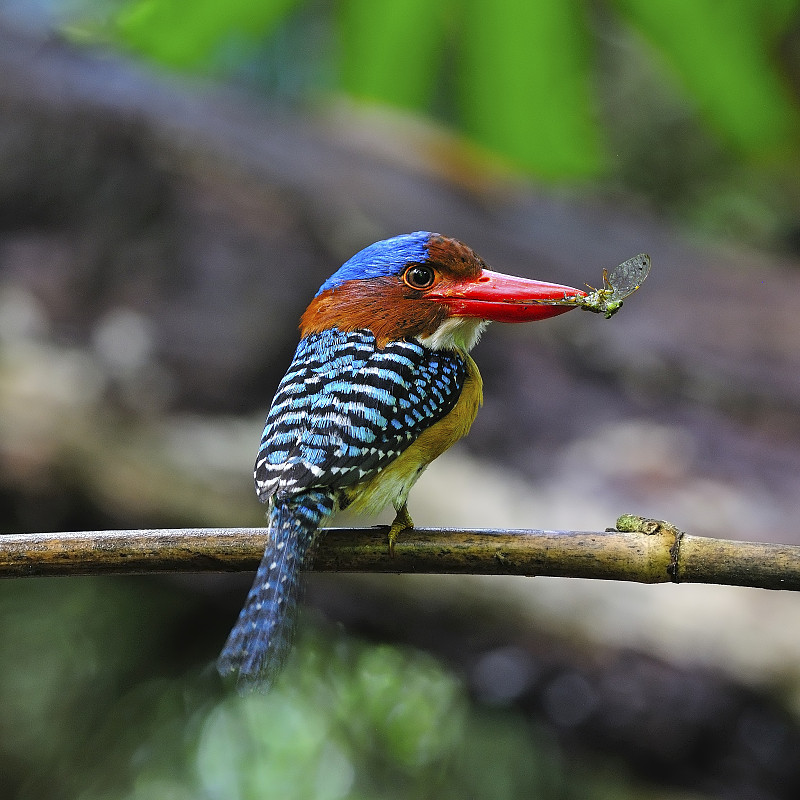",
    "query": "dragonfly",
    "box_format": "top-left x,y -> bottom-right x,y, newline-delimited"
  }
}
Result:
536,253 -> 652,319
